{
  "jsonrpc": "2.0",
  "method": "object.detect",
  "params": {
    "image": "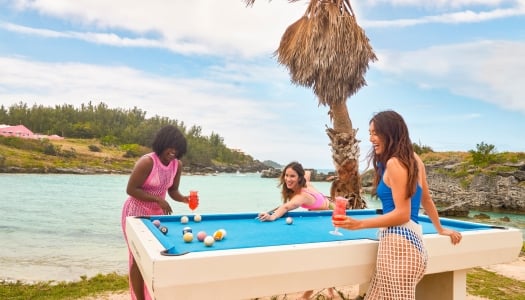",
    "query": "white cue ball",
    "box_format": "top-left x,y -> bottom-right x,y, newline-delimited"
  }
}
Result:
204,235 -> 215,247
194,214 -> 202,222
180,215 -> 189,224
286,217 -> 293,225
